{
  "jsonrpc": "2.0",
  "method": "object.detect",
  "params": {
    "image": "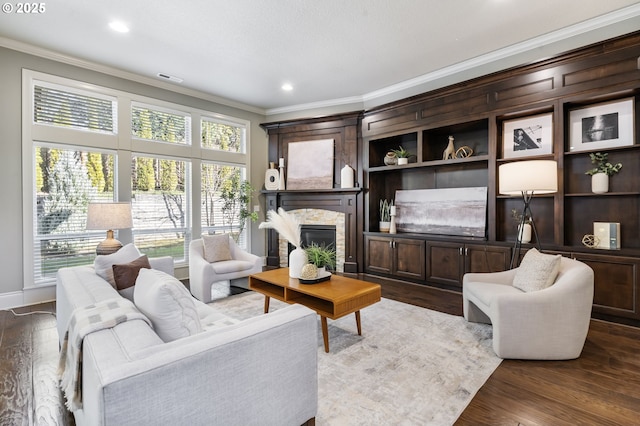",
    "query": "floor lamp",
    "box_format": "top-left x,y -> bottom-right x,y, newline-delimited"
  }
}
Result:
86,202 -> 133,255
498,160 -> 558,269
